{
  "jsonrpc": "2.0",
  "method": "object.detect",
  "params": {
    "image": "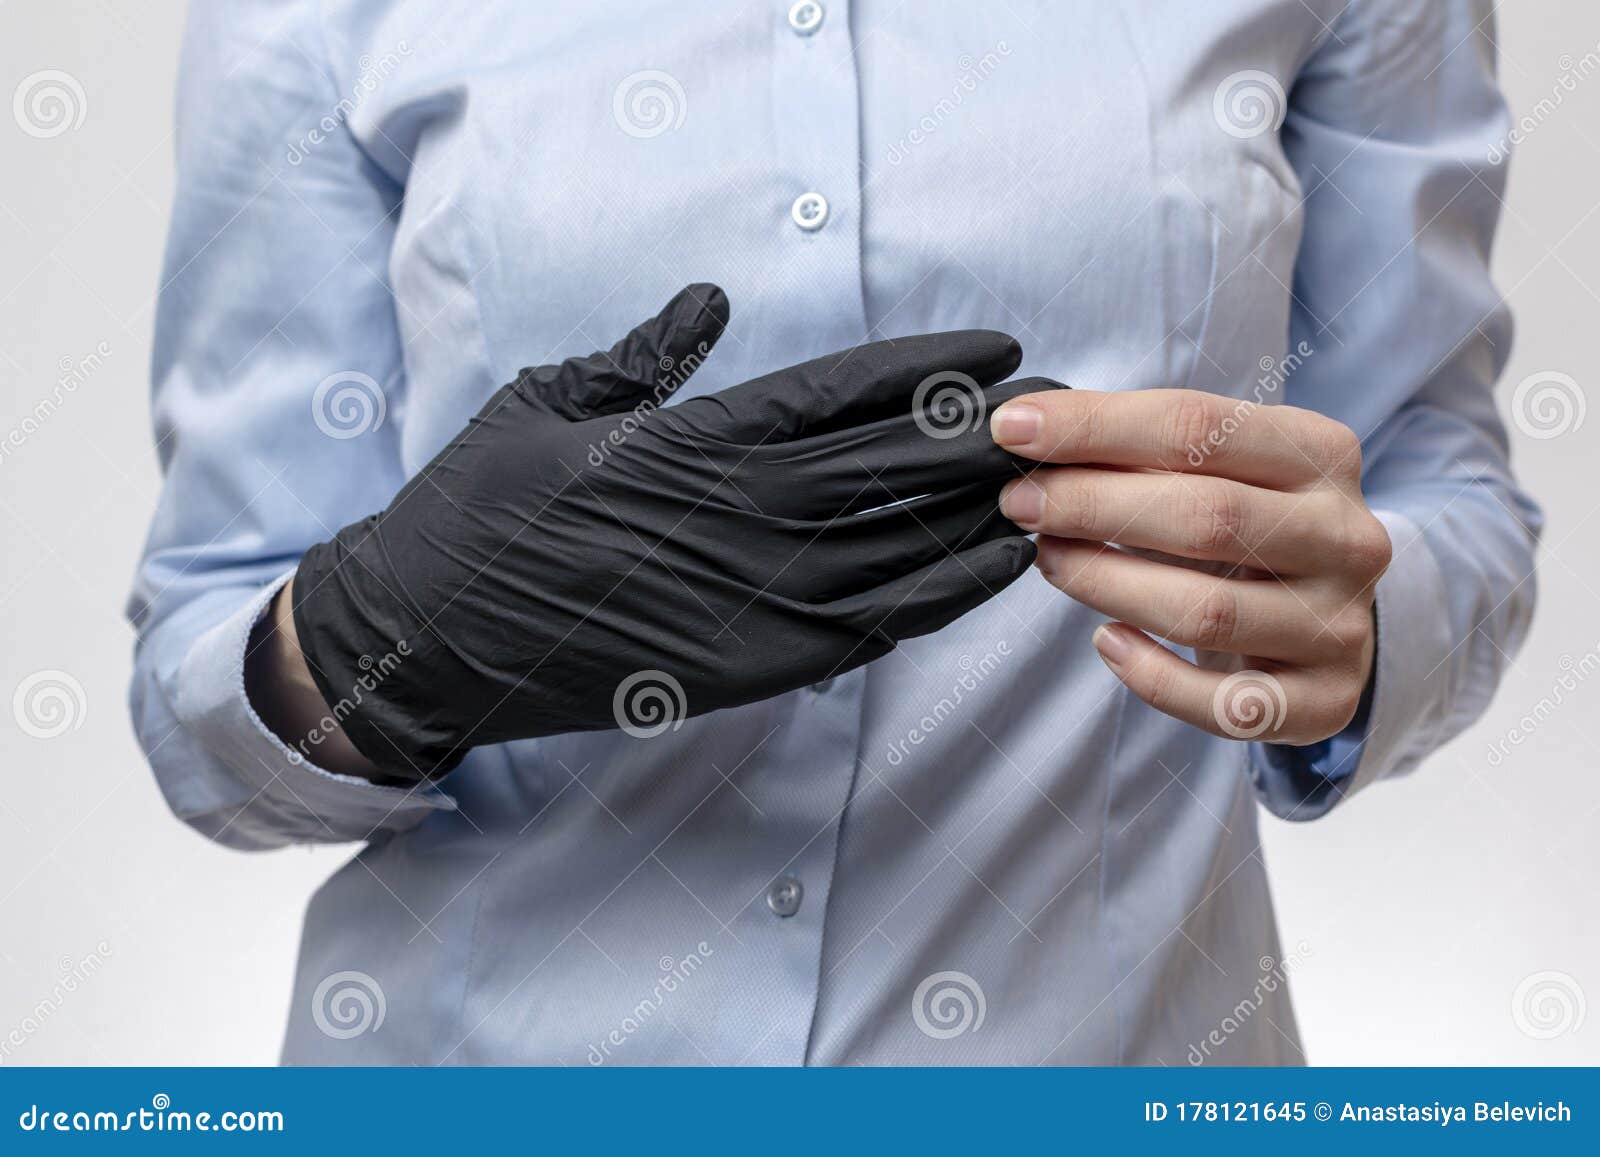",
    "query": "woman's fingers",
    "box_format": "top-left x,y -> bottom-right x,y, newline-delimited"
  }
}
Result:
1001,466 -> 1351,574
991,388 -> 1363,493
1090,622 -> 1361,745
1035,537 -> 1360,663
994,391 -> 1386,748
